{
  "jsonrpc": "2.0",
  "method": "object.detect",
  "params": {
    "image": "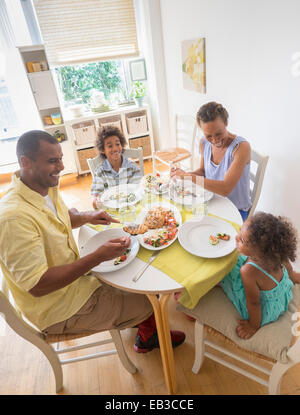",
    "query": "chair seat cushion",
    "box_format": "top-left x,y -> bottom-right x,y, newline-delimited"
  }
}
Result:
177,284 -> 300,363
